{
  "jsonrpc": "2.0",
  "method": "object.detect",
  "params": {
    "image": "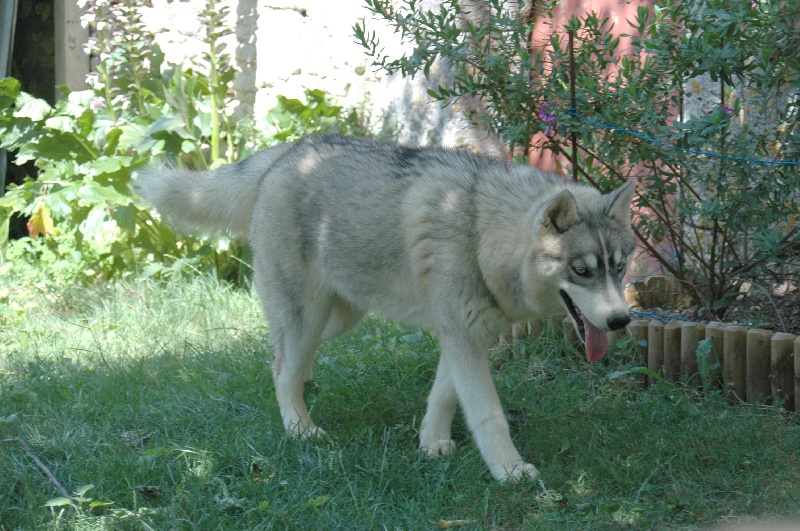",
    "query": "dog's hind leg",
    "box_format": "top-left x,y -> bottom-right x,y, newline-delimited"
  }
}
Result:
270,328 -> 325,438
420,355 -> 458,457
266,293 -> 332,439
